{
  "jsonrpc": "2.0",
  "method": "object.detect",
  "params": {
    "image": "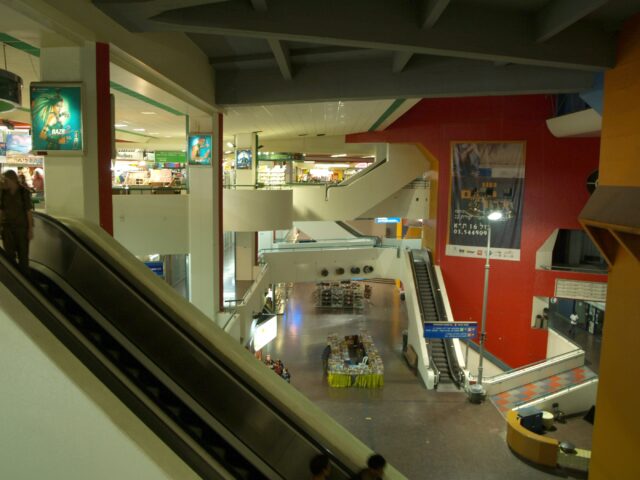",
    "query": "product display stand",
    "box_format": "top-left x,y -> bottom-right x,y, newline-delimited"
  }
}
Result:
314,281 -> 366,311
